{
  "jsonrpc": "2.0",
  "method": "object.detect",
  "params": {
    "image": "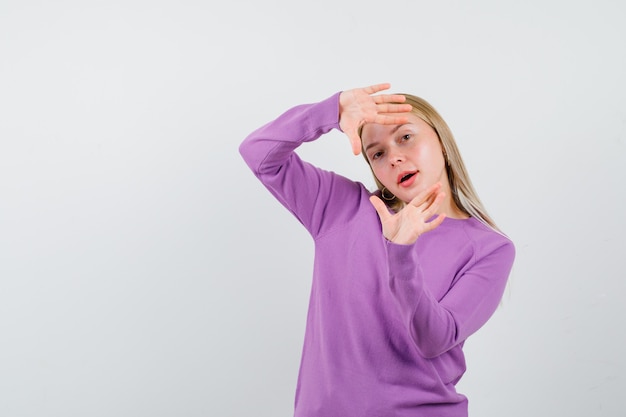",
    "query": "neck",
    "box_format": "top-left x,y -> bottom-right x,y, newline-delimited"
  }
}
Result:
441,193 -> 469,219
